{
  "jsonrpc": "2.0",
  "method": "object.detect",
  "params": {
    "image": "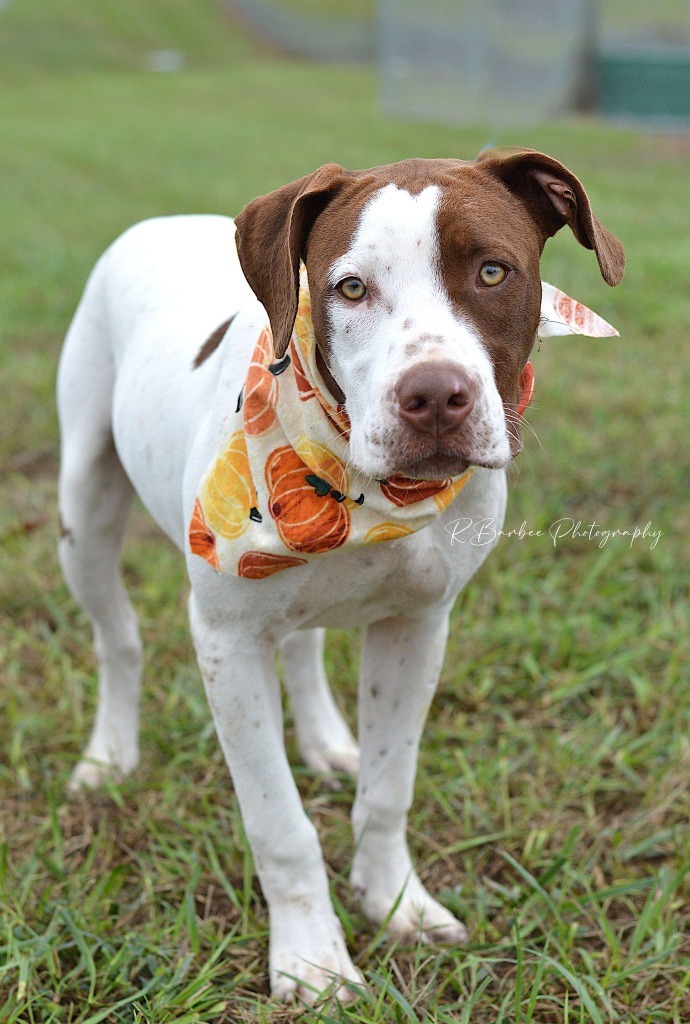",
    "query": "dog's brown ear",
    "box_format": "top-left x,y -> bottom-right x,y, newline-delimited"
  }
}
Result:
234,164 -> 349,358
476,147 -> 625,286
